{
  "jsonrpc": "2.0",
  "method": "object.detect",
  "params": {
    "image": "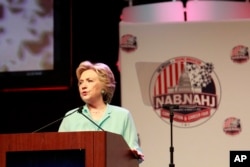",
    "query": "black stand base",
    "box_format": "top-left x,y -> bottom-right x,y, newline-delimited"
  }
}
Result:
169,110 -> 175,167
